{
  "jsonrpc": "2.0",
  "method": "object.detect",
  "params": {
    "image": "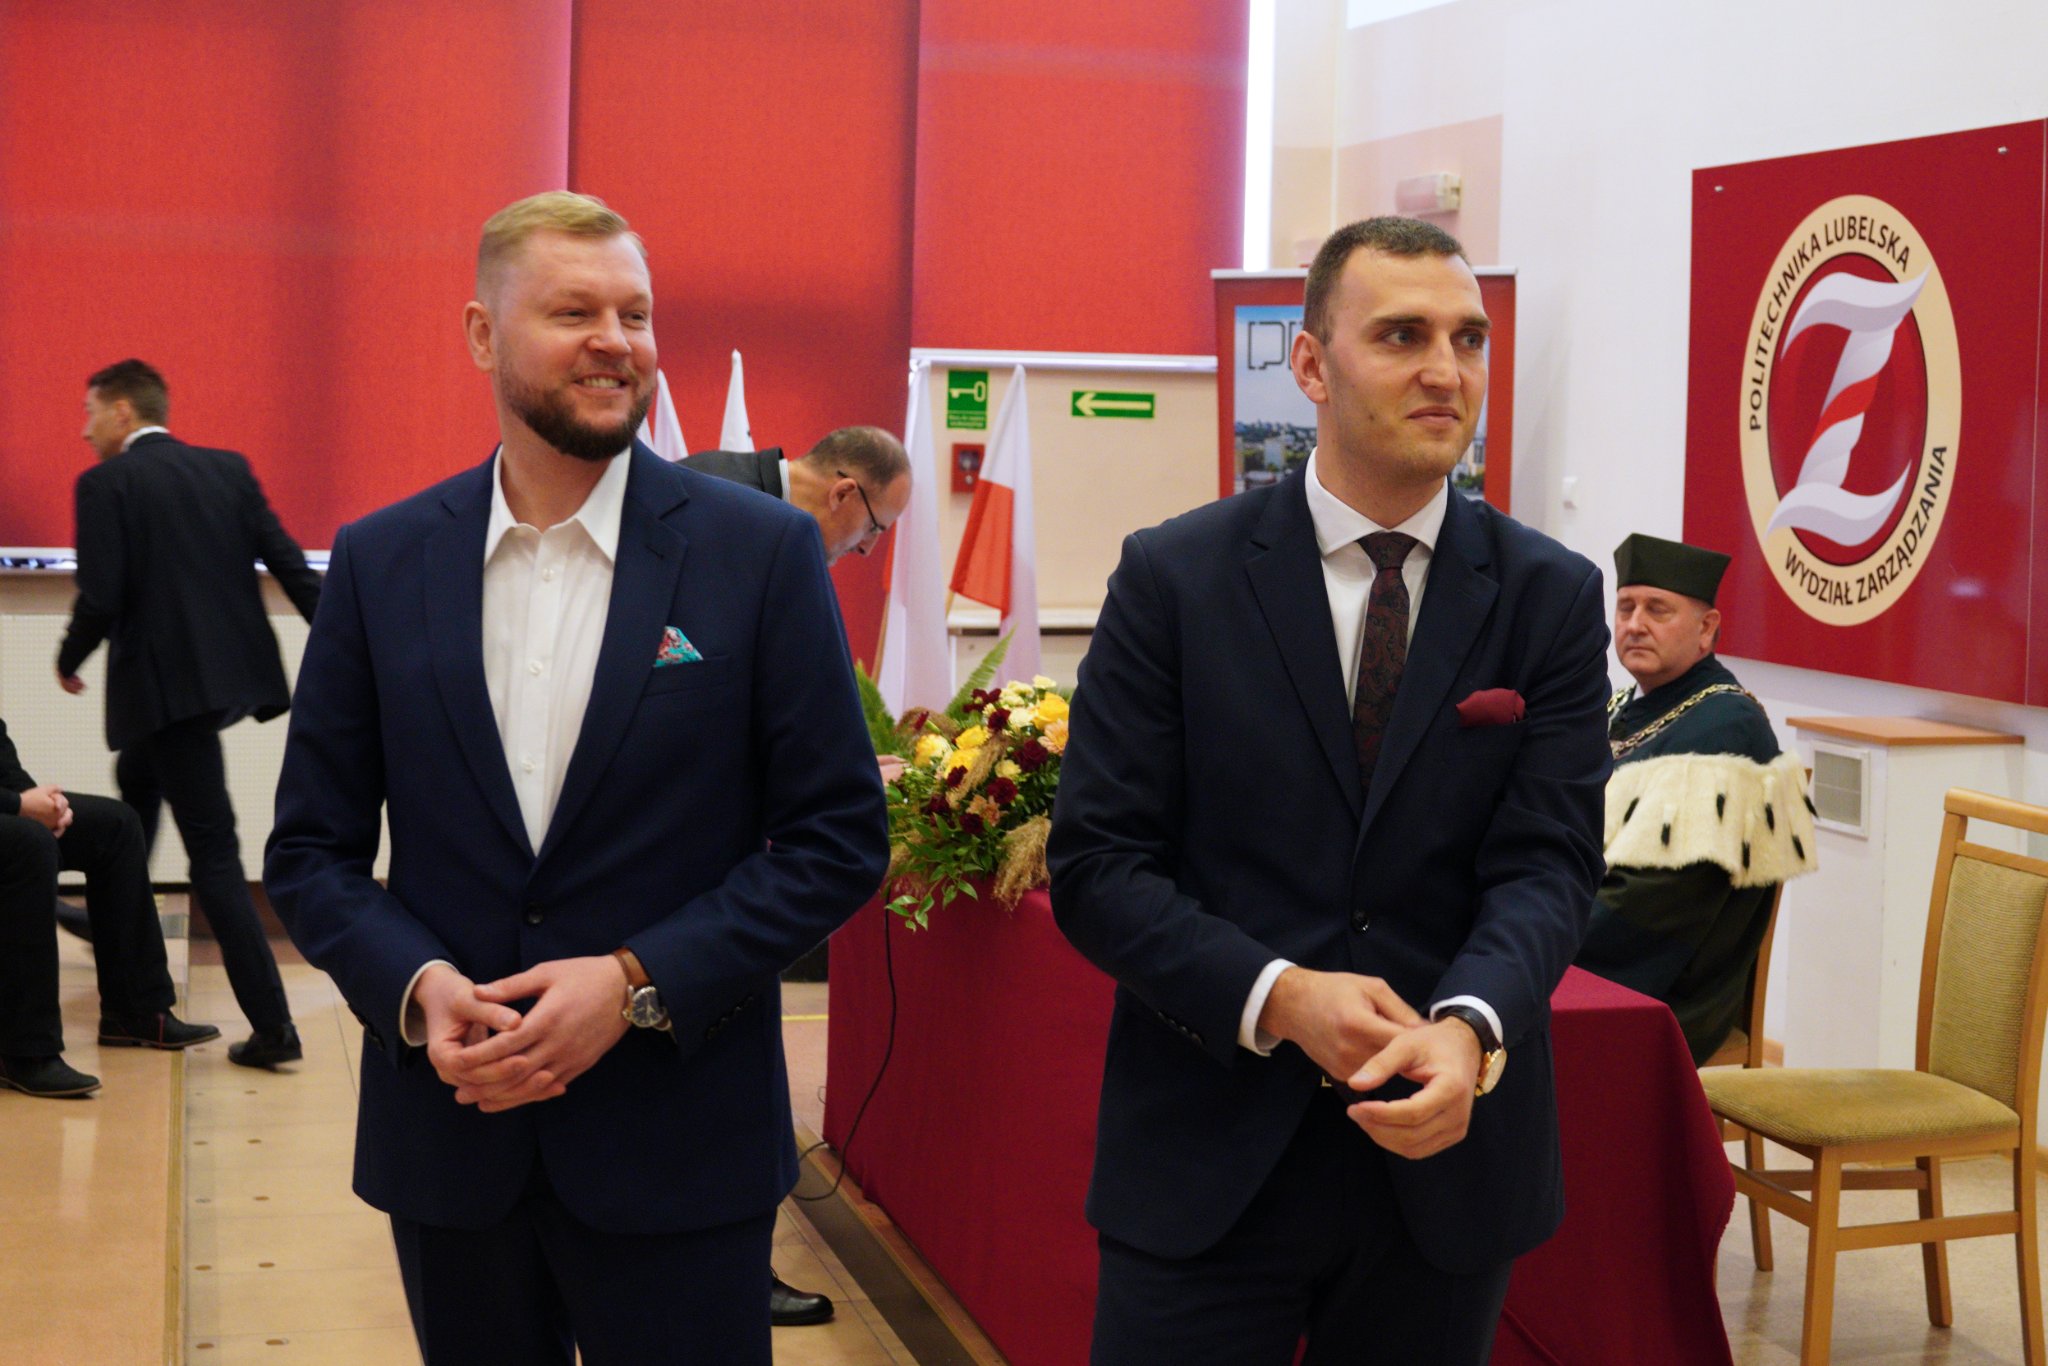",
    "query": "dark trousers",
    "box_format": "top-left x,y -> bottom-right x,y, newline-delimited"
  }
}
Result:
0,794 -> 176,1056
116,714 -> 289,1031
389,1165 -> 775,1366
1091,1096 -> 1514,1366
